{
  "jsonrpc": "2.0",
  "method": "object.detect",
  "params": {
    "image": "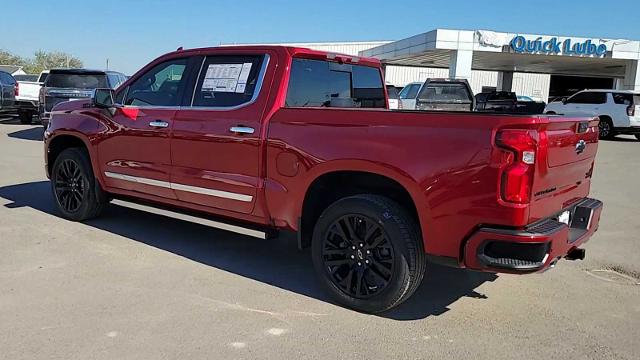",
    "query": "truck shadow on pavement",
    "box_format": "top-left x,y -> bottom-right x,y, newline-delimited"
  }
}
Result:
1,117 -> 44,141
7,127 -> 44,141
0,181 -> 497,321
